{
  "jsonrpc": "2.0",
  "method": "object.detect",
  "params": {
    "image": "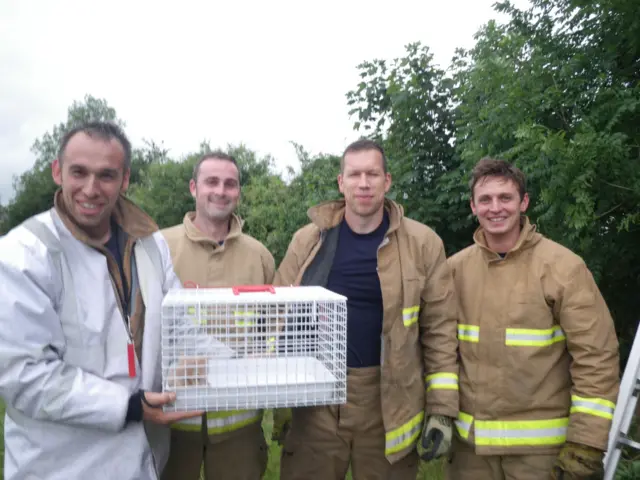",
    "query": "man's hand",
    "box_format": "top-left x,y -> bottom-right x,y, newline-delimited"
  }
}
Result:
417,415 -> 453,461
551,441 -> 605,479
142,391 -> 203,425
